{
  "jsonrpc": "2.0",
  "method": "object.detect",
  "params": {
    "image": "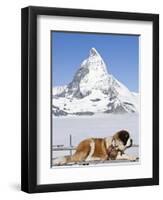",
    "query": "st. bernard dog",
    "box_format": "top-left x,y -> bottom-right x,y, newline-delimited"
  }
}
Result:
53,130 -> 138,166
